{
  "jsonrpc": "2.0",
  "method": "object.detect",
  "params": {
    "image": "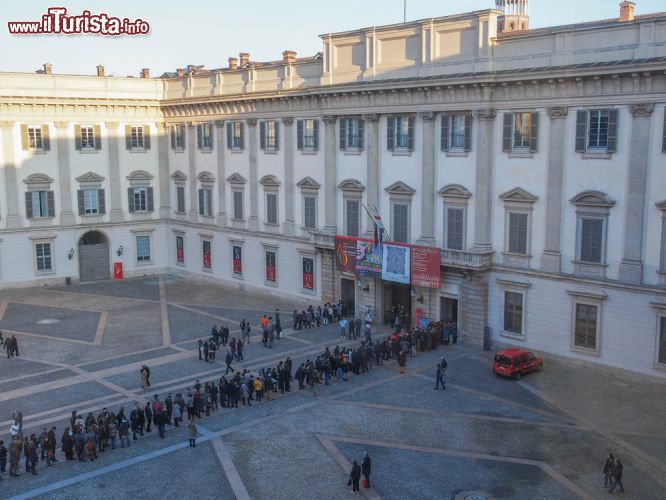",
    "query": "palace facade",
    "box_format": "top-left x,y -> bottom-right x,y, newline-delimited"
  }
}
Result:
1,1 -> 666,376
